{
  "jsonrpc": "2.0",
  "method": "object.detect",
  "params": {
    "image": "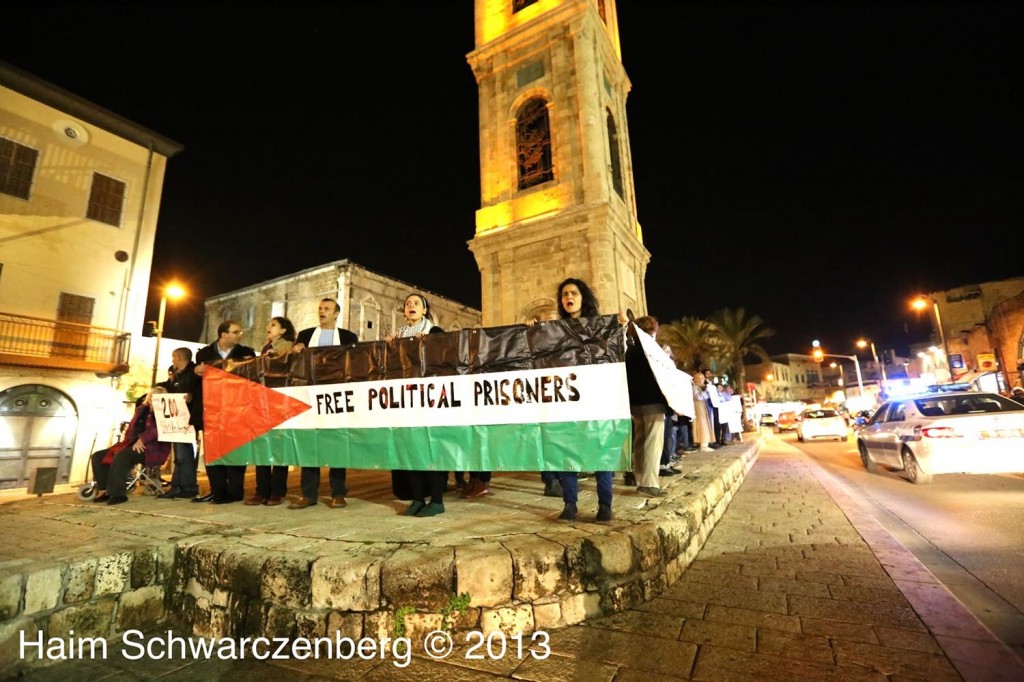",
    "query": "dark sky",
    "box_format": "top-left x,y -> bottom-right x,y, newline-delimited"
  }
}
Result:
9,2 -> 1022,356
